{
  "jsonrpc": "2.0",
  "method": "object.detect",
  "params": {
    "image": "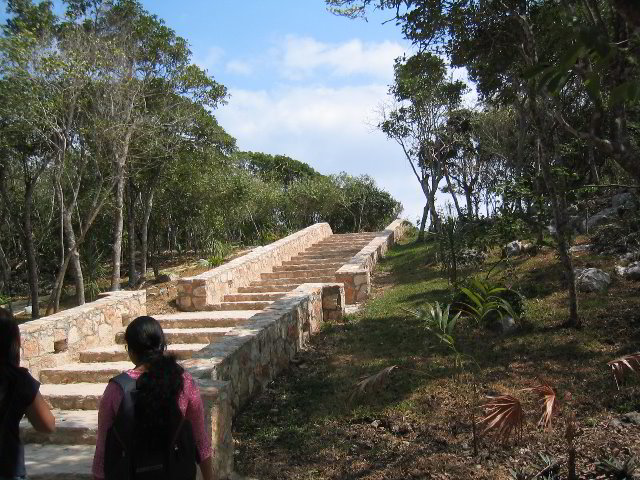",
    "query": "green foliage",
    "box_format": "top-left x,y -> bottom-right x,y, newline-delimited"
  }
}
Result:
207,239 -> 229,267
81,245 -> 108,302
455,278 -> 520,327
596,456 -> 638,480
406,301 -> 468,368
